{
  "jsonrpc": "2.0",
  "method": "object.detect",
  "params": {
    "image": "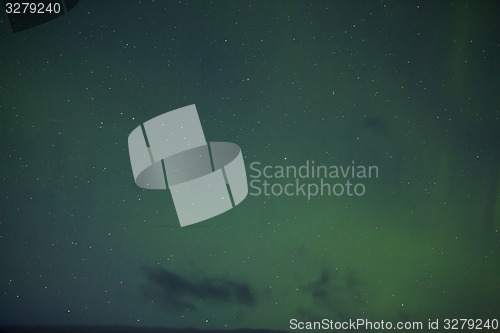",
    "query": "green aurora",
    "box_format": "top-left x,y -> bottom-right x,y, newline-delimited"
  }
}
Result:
0,1 -> 499,331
